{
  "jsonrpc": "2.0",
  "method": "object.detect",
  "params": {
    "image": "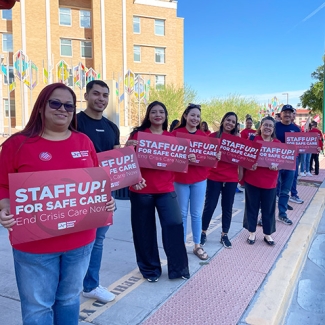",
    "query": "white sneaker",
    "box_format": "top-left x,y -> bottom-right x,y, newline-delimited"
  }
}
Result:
83,285 -> 115,303
300,172 -> 306,177
306,172 -> 313,177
